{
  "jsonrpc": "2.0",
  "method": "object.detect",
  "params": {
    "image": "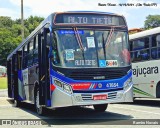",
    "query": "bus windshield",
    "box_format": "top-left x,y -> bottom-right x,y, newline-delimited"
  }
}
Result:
54,29 -> 130,68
